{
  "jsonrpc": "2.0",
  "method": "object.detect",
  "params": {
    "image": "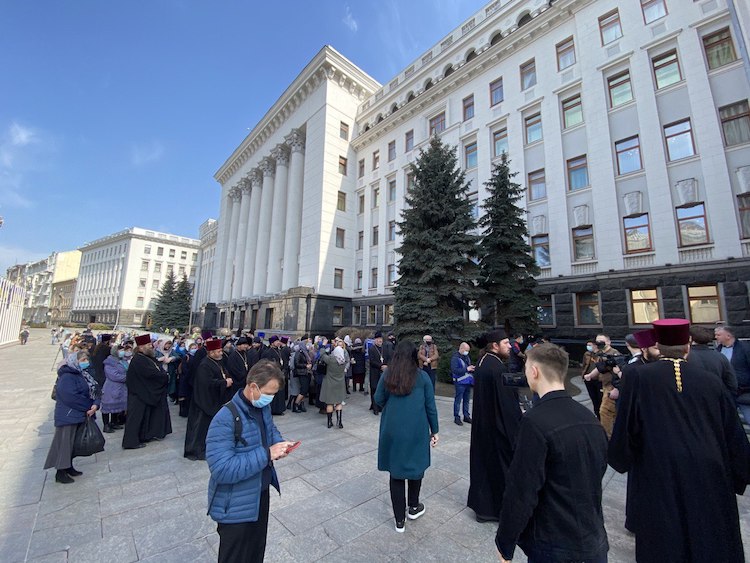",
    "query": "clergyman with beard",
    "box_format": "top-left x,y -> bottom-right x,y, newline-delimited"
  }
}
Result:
122,333 -> 173,449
